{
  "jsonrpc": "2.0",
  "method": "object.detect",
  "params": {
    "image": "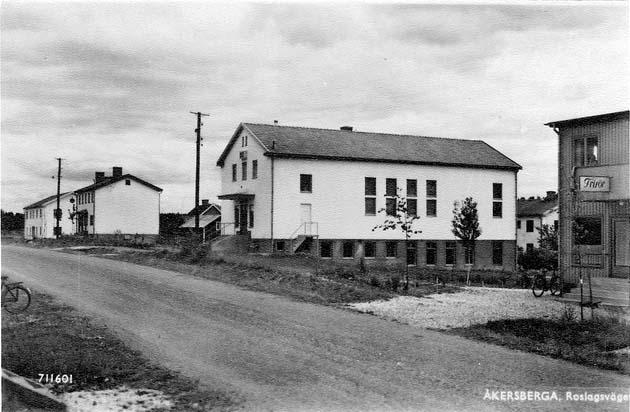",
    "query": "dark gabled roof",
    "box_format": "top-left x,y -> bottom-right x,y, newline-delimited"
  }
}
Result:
517,198 -> 557,217
24,192 -> 71,209
187,203 -> 221,216
74,174 -> 162,193
545,110 -> 629,128
217,123 -> 522,170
